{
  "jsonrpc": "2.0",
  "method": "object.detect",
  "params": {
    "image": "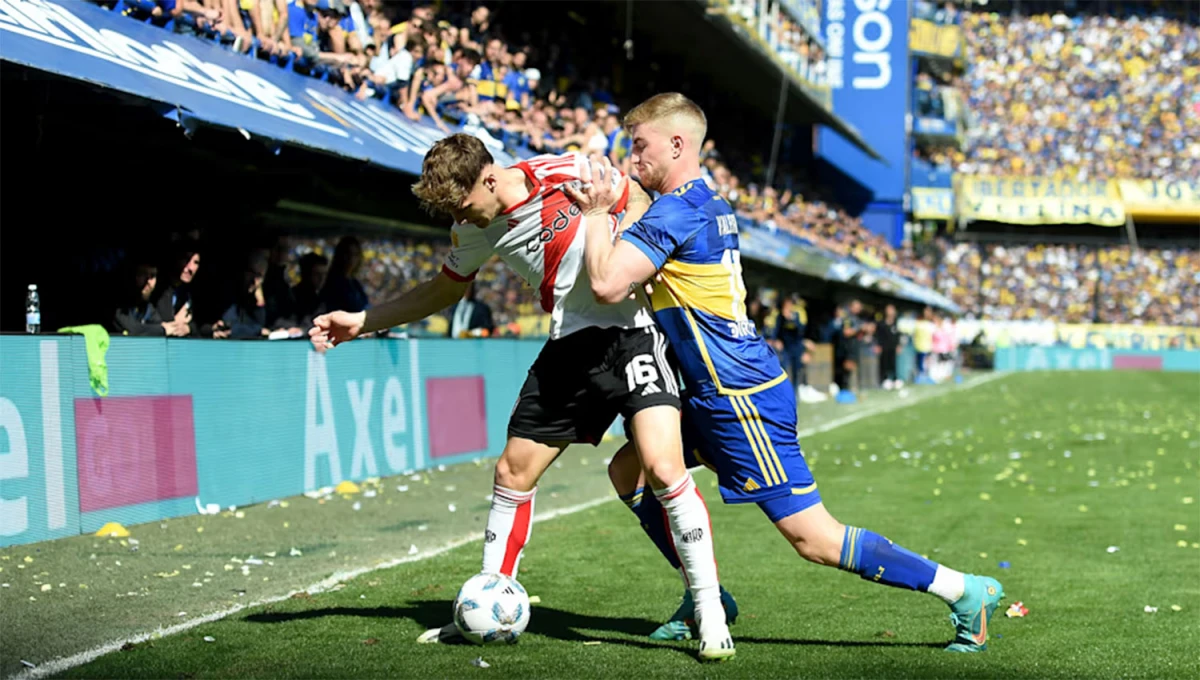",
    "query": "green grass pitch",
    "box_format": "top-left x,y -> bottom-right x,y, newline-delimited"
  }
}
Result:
3,371 -> 1198,678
